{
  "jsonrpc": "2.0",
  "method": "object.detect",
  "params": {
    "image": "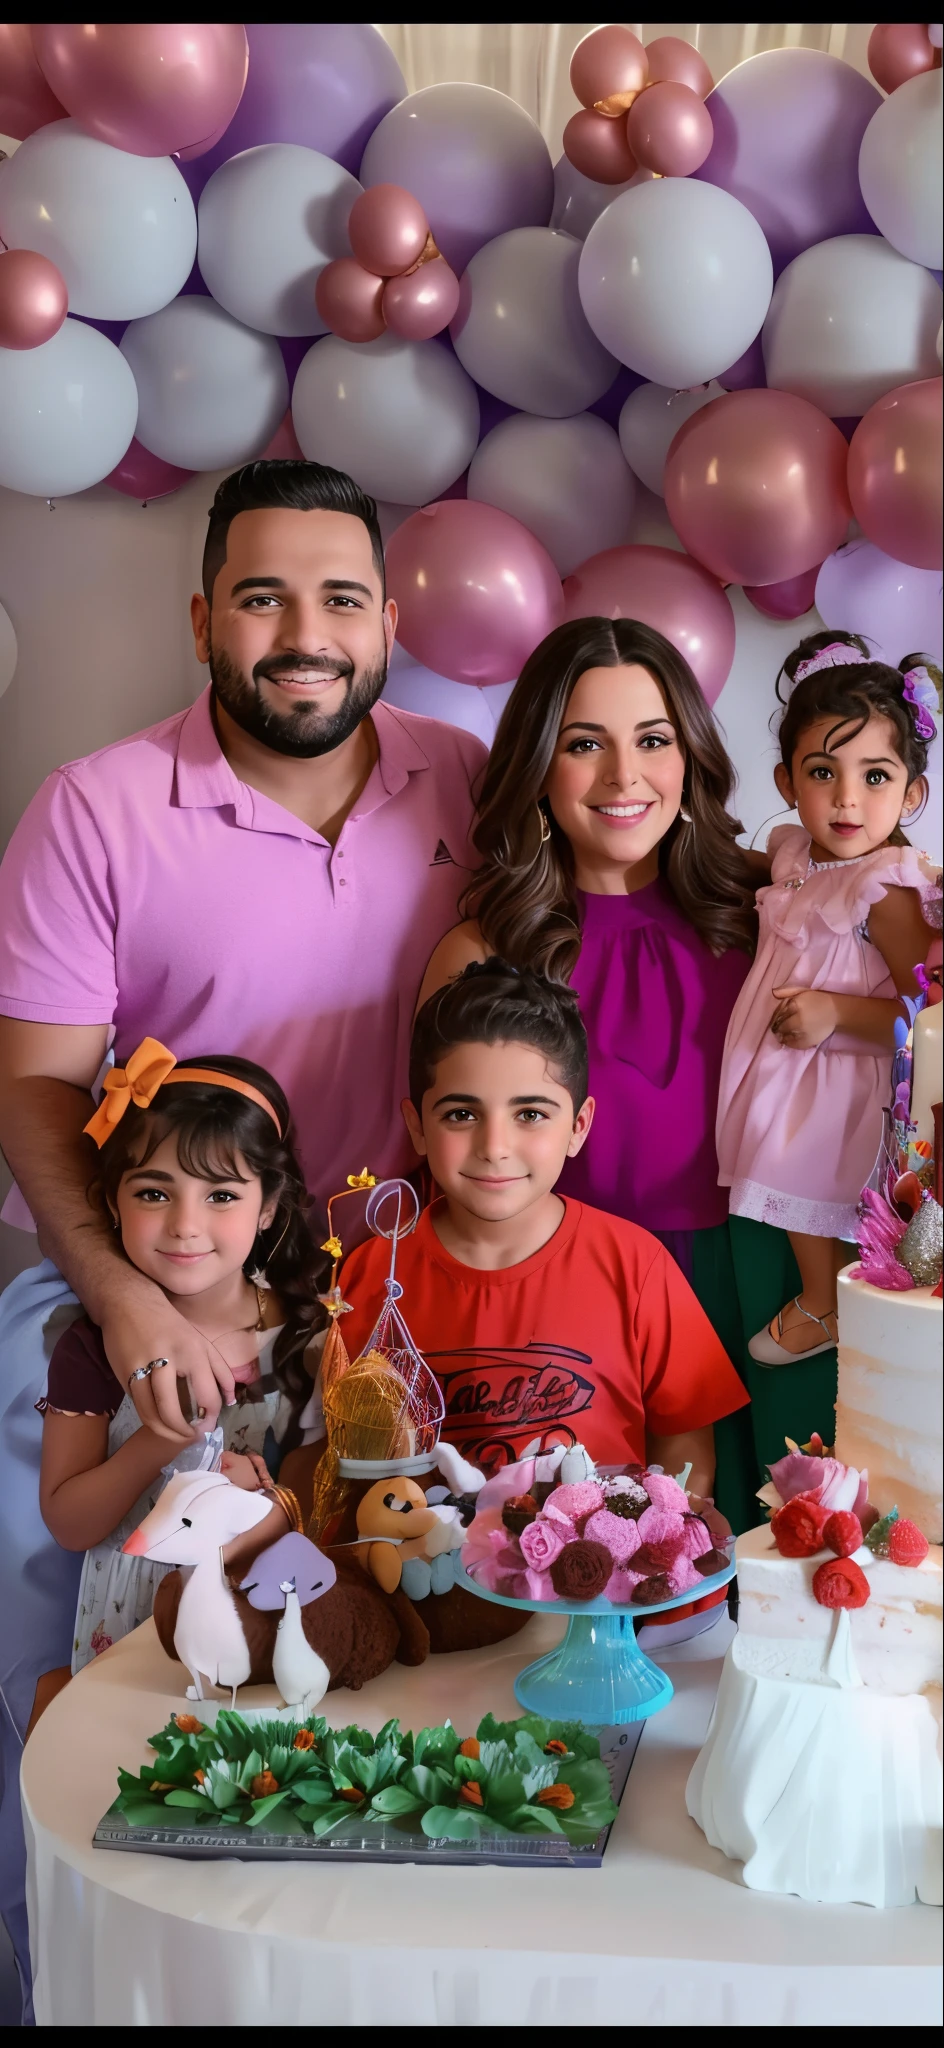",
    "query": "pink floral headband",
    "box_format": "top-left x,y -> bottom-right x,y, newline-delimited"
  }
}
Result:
791,641 -> 938,741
